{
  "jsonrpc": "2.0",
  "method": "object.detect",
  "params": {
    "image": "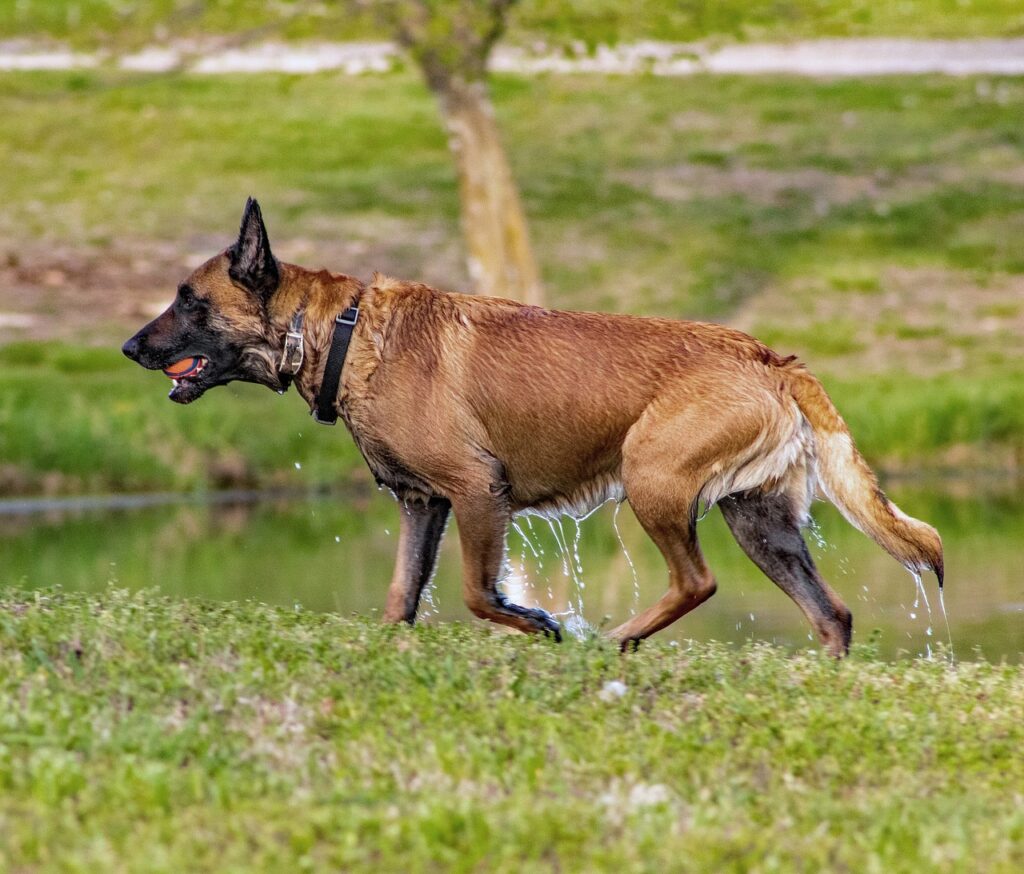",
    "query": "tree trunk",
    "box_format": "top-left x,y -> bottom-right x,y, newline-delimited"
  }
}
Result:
435,77 -> 543,306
